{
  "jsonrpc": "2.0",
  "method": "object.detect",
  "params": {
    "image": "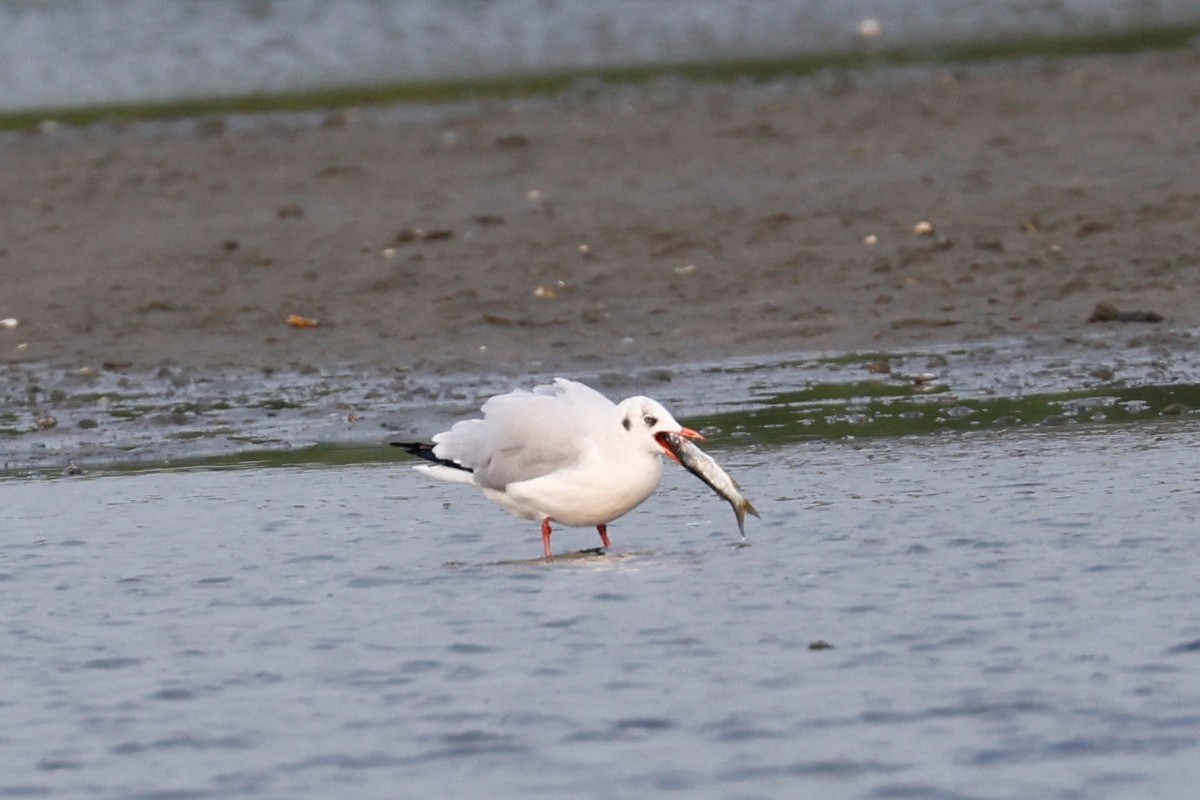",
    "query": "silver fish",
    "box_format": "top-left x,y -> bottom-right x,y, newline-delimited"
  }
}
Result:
661,431 -> 759,537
